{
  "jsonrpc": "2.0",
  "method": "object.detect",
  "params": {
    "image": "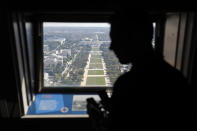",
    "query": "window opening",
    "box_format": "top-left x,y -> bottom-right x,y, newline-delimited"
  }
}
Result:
152,22 -> 156,49
25,21 -> 158,117
43,22 -> 131,88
